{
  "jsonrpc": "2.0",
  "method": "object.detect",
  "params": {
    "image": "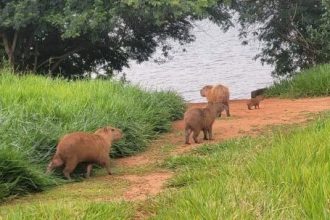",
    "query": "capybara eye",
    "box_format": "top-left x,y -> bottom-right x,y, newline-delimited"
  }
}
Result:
111,128 -> 115,131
